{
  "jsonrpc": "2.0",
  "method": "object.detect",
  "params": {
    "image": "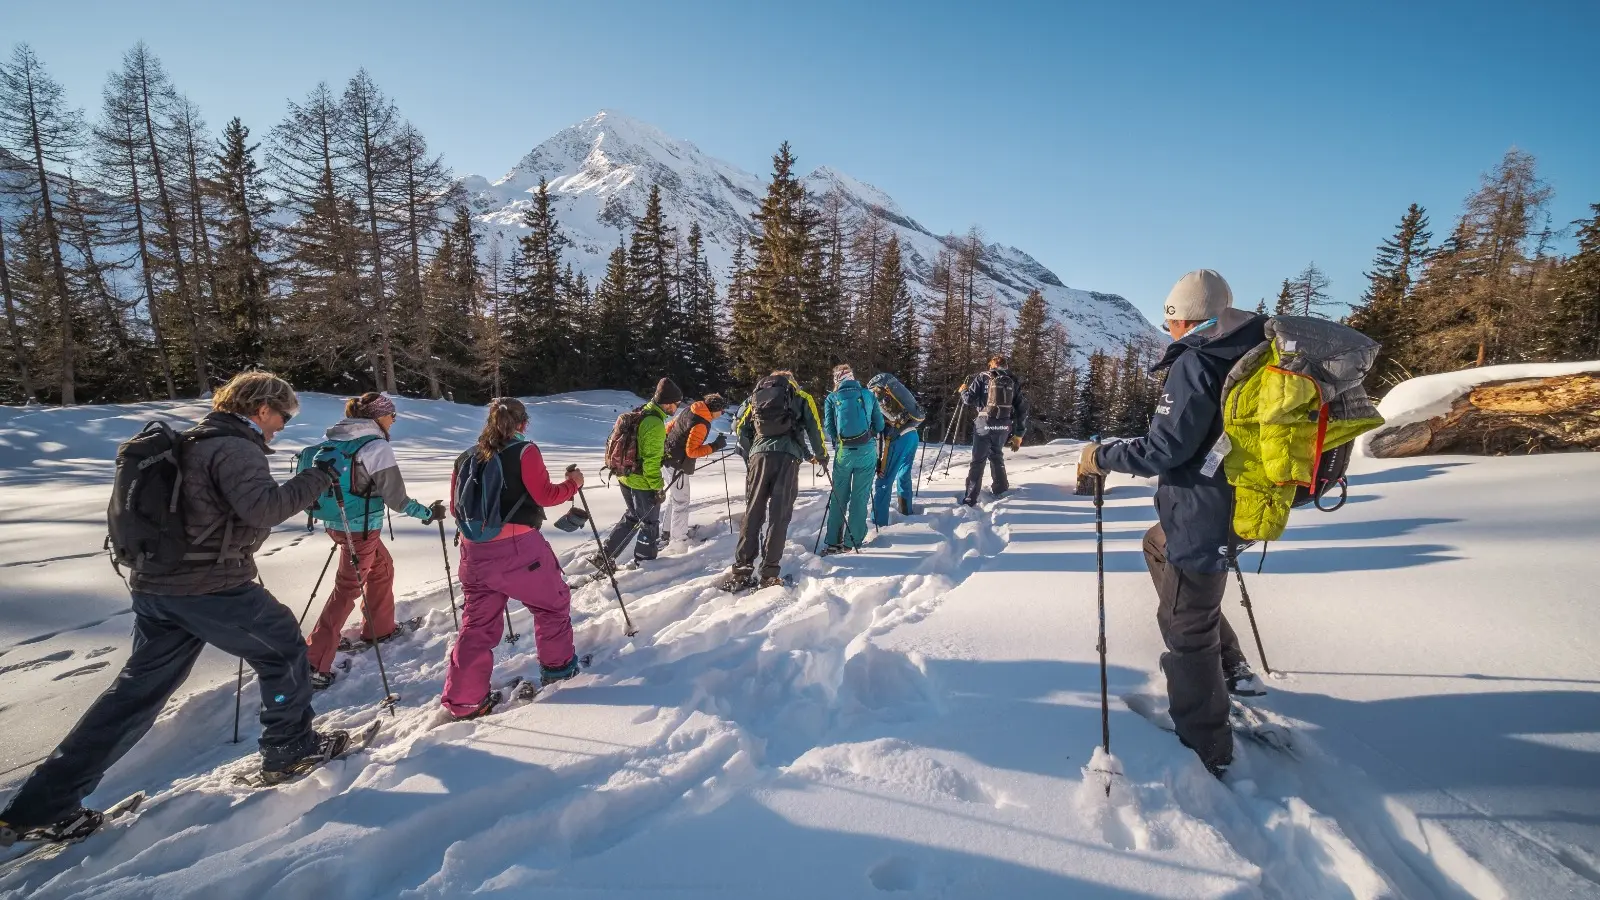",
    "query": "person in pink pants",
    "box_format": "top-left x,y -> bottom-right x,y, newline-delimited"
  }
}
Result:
441,397 -> 585,720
